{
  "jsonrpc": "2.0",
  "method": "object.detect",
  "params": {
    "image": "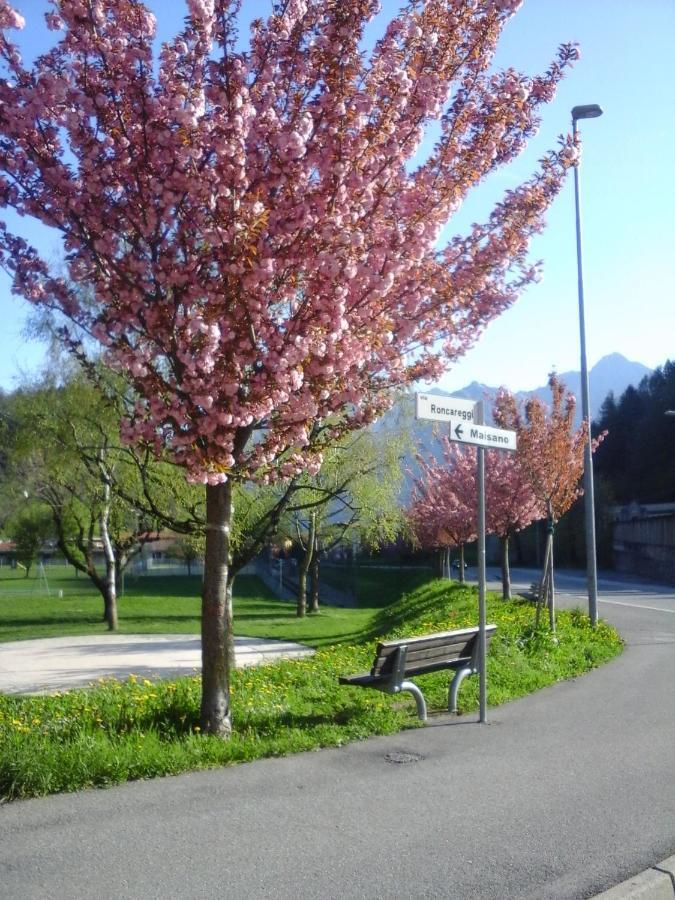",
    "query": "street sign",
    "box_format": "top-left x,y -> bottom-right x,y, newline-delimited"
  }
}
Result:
414,392 -> 517,725
448,420 -> 517,452
415,393 -> 476,423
